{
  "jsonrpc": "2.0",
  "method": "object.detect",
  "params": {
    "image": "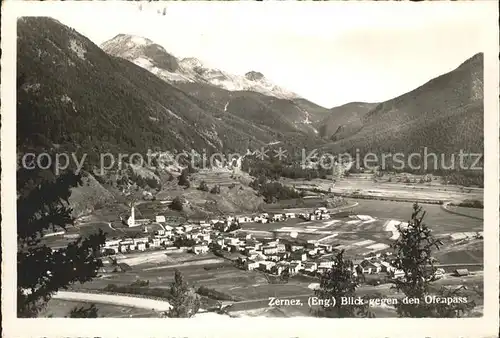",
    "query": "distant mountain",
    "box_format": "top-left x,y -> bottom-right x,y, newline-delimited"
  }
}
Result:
101,34 -> 180,72
101,34 -> 331,135
101,34 -> 298,100
321,53 -> 484,166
